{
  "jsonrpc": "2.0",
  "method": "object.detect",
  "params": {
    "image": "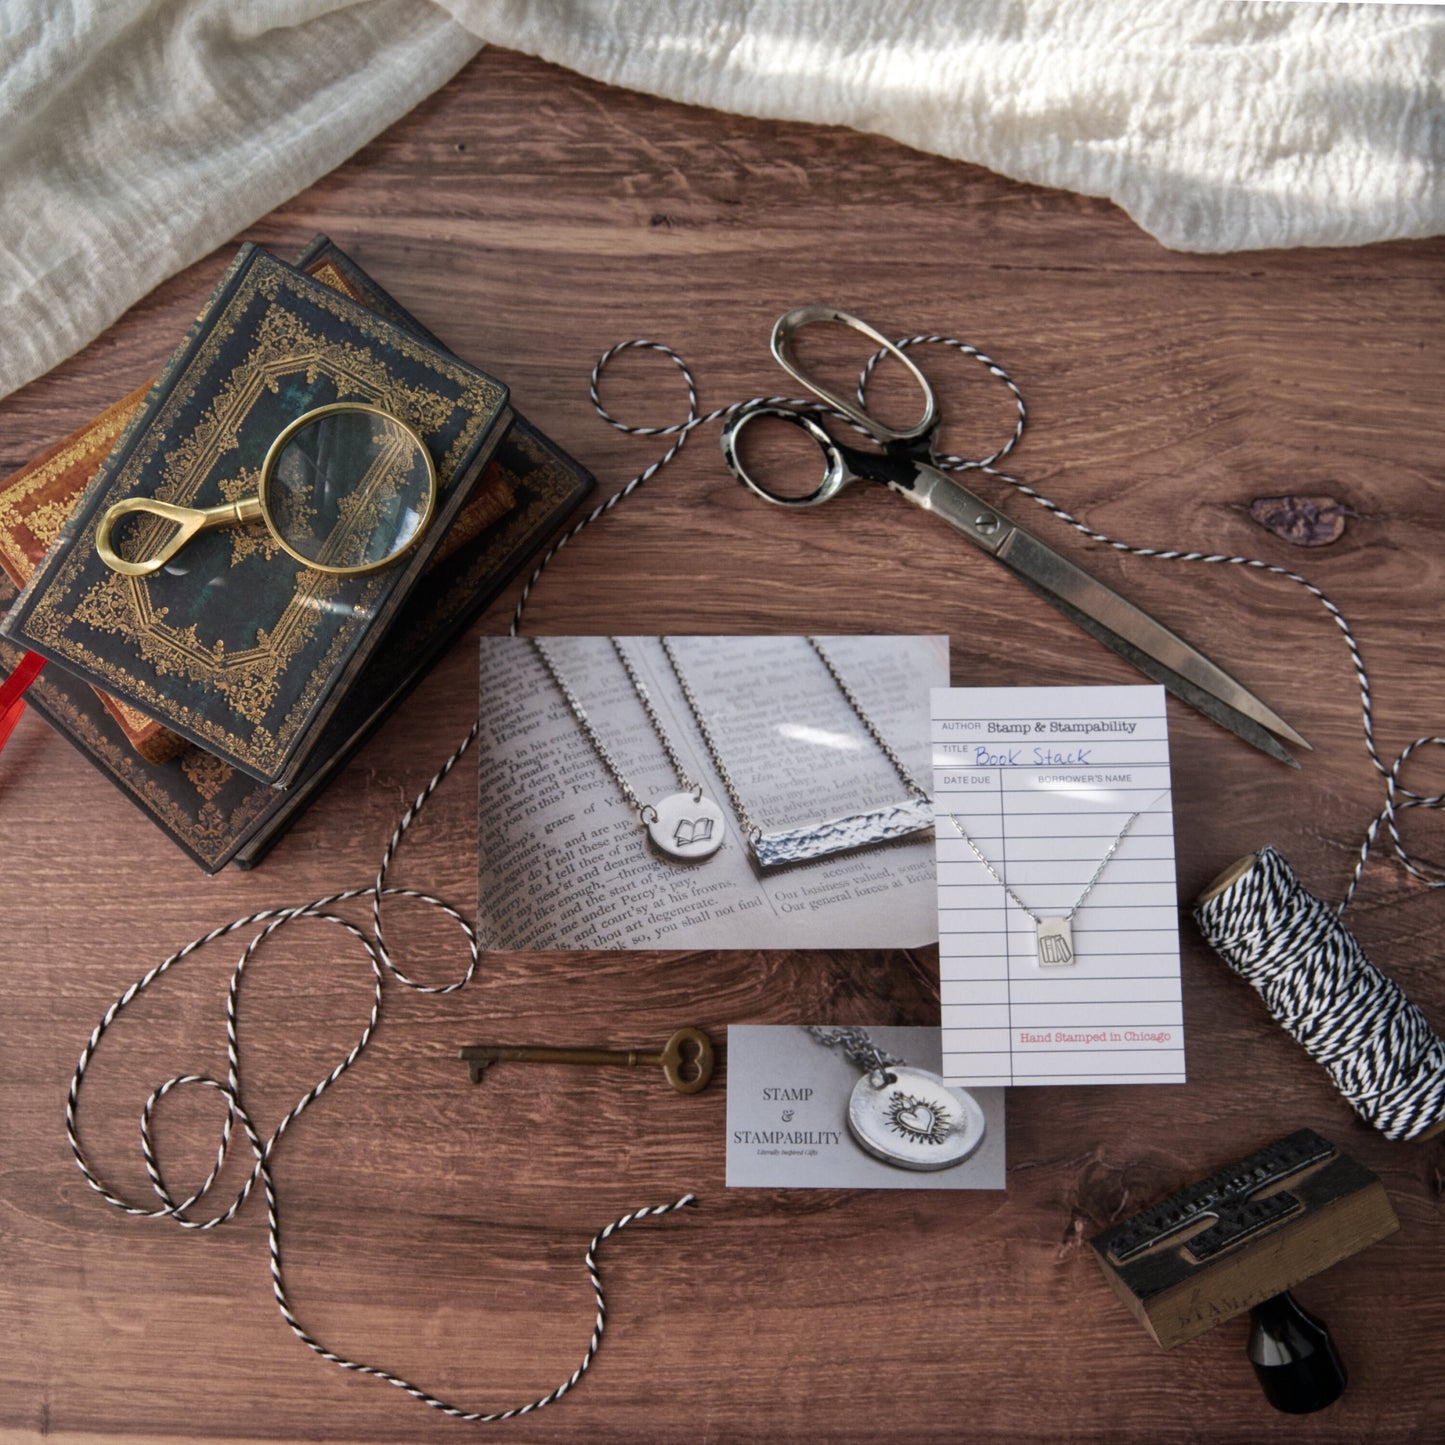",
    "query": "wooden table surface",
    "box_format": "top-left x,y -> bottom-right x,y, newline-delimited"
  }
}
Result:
2,46 -> 1442,1445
